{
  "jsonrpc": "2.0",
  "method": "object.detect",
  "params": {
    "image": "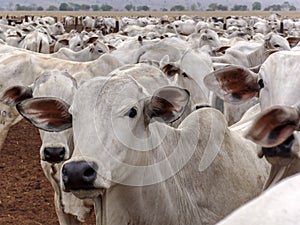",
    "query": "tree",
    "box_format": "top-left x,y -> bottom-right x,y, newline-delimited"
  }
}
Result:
161,7 -> 168,11
59,3 -> 70,11
91,5 -> 100,11
47,5 -> 58,11
36,6 -> 44,11
252,1 -> 261,11
100,4 -> 113,11
125,4 -> 134,11
217,4 -> 228,11
137,5 -> 150,11
170,5 -> 185,11
81,4 -> 90,11
231,4 -> 248,11
264,4 -> 281,11
207,3 -> 218,11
